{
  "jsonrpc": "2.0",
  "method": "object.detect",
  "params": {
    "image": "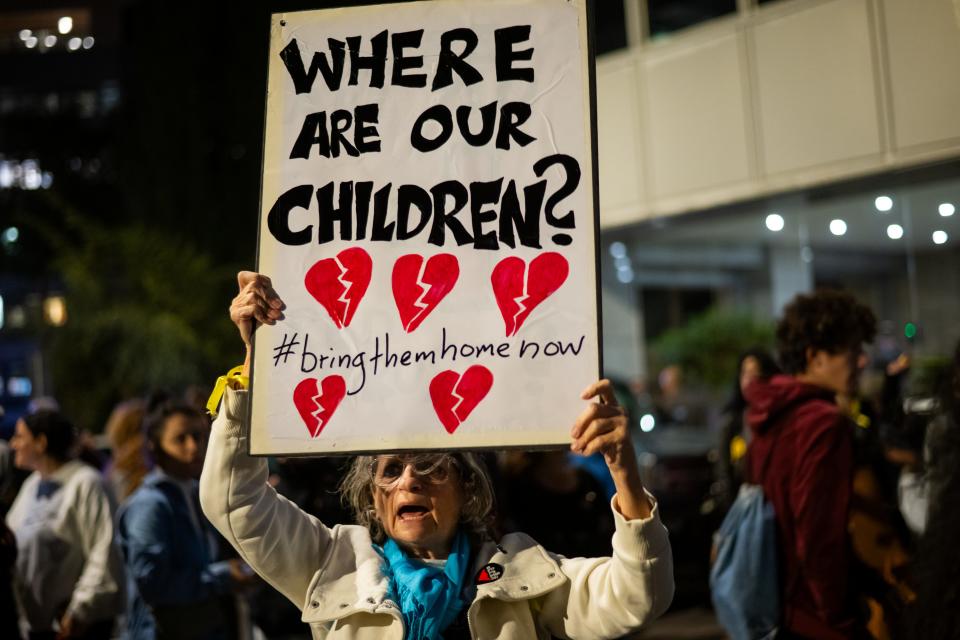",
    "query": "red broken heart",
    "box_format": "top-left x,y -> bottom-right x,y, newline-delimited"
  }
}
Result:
392,253 -> 460,333
491,252 -> 569,337
304,247 -> 372,329
429,365 -> 494,434
293,376 -> 346,438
